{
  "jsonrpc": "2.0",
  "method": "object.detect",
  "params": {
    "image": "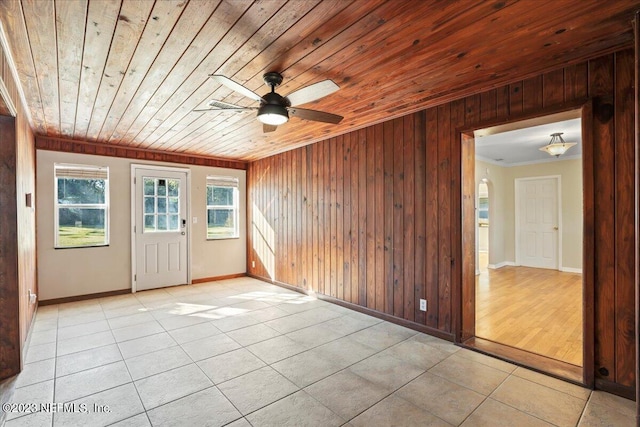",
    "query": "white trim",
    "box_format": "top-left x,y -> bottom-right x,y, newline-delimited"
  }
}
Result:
0,20 -> 34,126
505,154 -> 581,168
475,154 -> 581,168
561,267 -> 582,274
488,261 -> 516,269
0,76 -> 16,116
515,175 -> 562,270
131,164 -> 192,293
130,168 -> 136,292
